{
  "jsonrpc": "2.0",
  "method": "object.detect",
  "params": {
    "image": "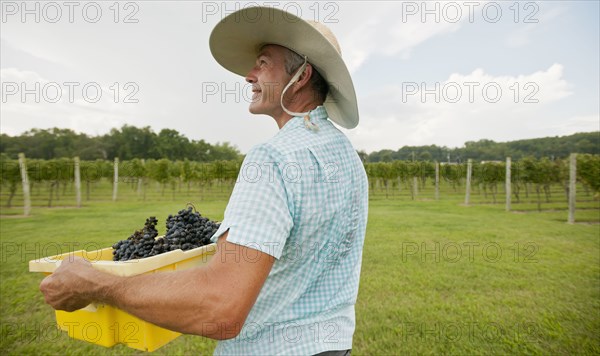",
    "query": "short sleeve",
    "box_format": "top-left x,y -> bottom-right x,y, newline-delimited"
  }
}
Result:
210,145 -> 293,258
